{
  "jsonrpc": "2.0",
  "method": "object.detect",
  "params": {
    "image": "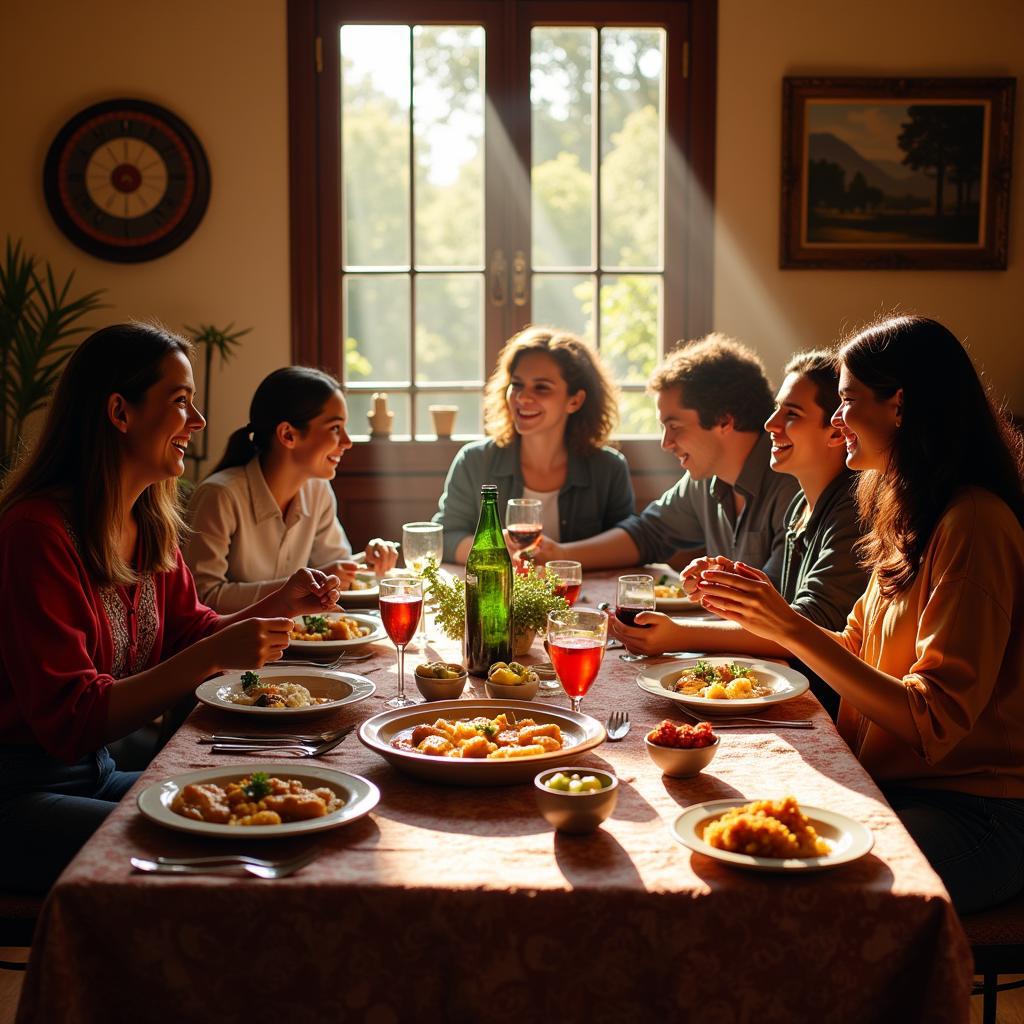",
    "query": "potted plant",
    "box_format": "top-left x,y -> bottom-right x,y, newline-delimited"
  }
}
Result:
0,238 -> 106,477
418,558 -> 568,656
